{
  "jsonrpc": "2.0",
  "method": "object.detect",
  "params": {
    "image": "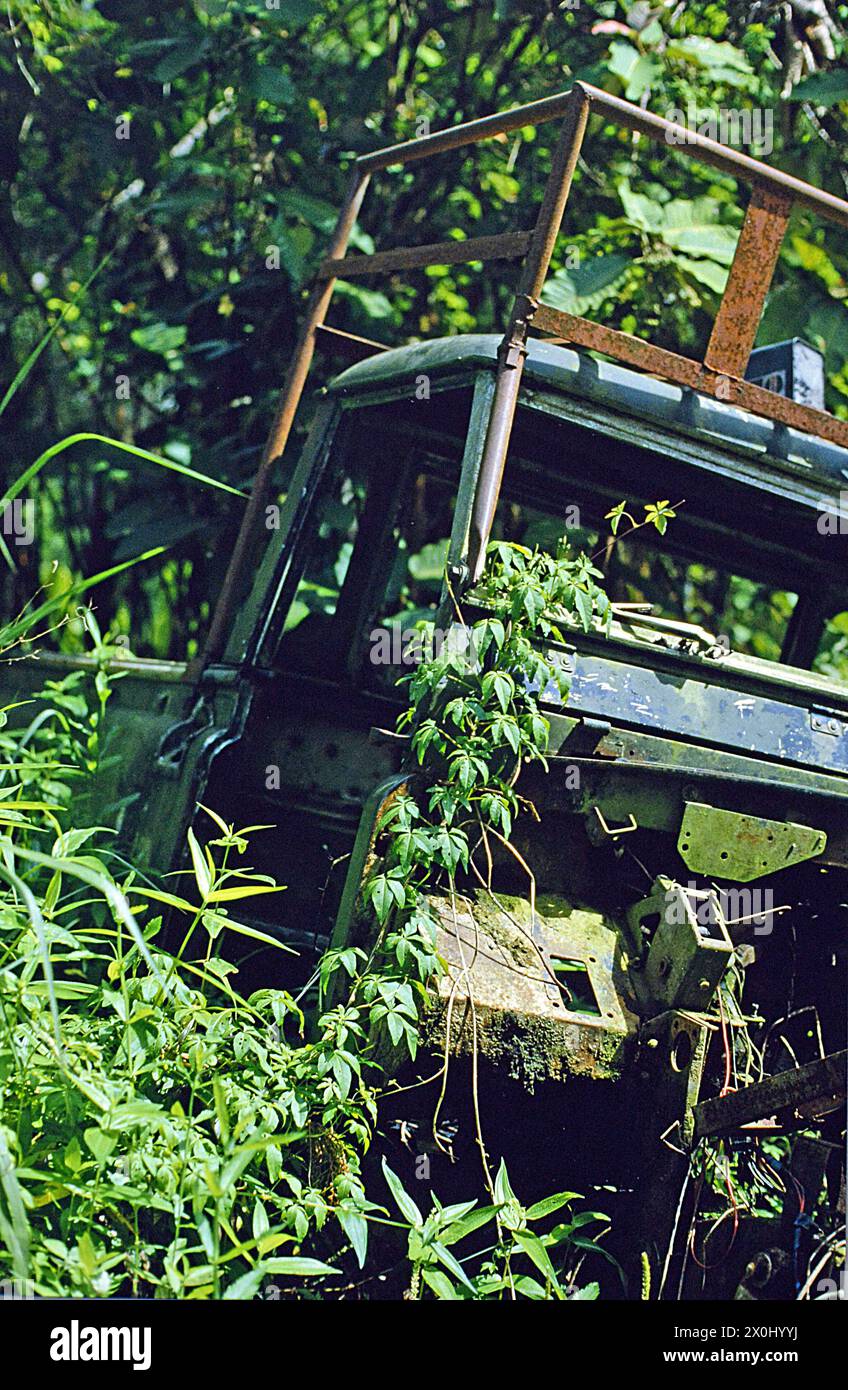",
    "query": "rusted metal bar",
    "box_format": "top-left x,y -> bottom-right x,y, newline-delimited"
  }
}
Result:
533,303 -> 848,449
356,92 -> 576,173
313,323 -> 388,362
535,303 -> 703,385
319,230 -> 533,280
201,170 -> 371,668
705,183 -> 792,377
693,1050 -> 847,1139
356,80 -> 848,231
576,84 -> 848,232
467,88 -> 591,583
